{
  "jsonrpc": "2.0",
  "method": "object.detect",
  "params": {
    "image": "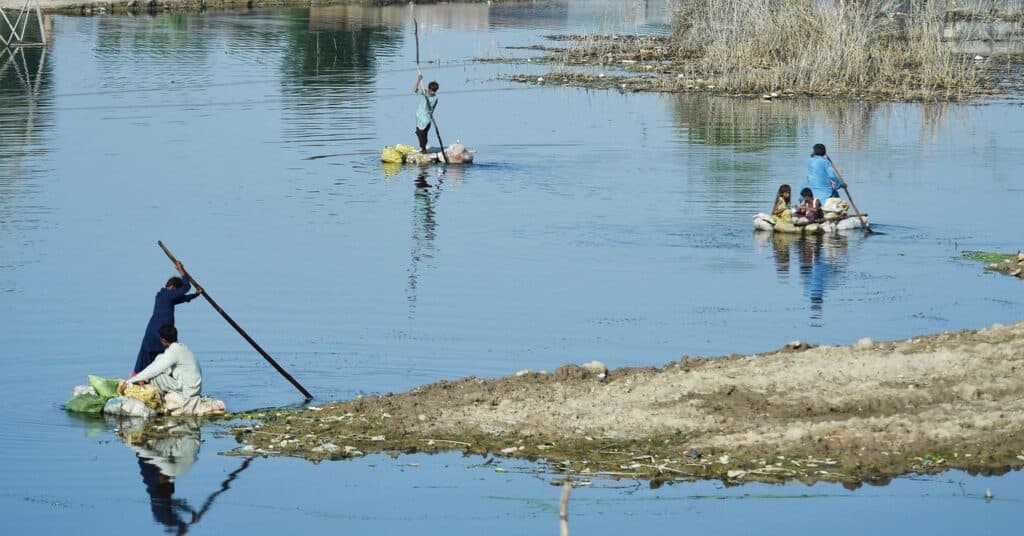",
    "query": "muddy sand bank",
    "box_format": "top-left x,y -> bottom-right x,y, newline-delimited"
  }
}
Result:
986,253 -> 1024,280
226,321 -> 1024,487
